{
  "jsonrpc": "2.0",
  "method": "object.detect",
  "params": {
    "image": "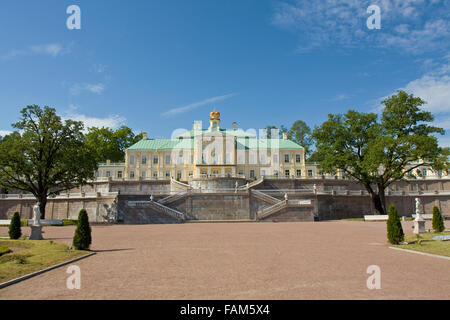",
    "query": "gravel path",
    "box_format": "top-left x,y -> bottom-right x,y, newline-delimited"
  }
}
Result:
0,220 -> 448,300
